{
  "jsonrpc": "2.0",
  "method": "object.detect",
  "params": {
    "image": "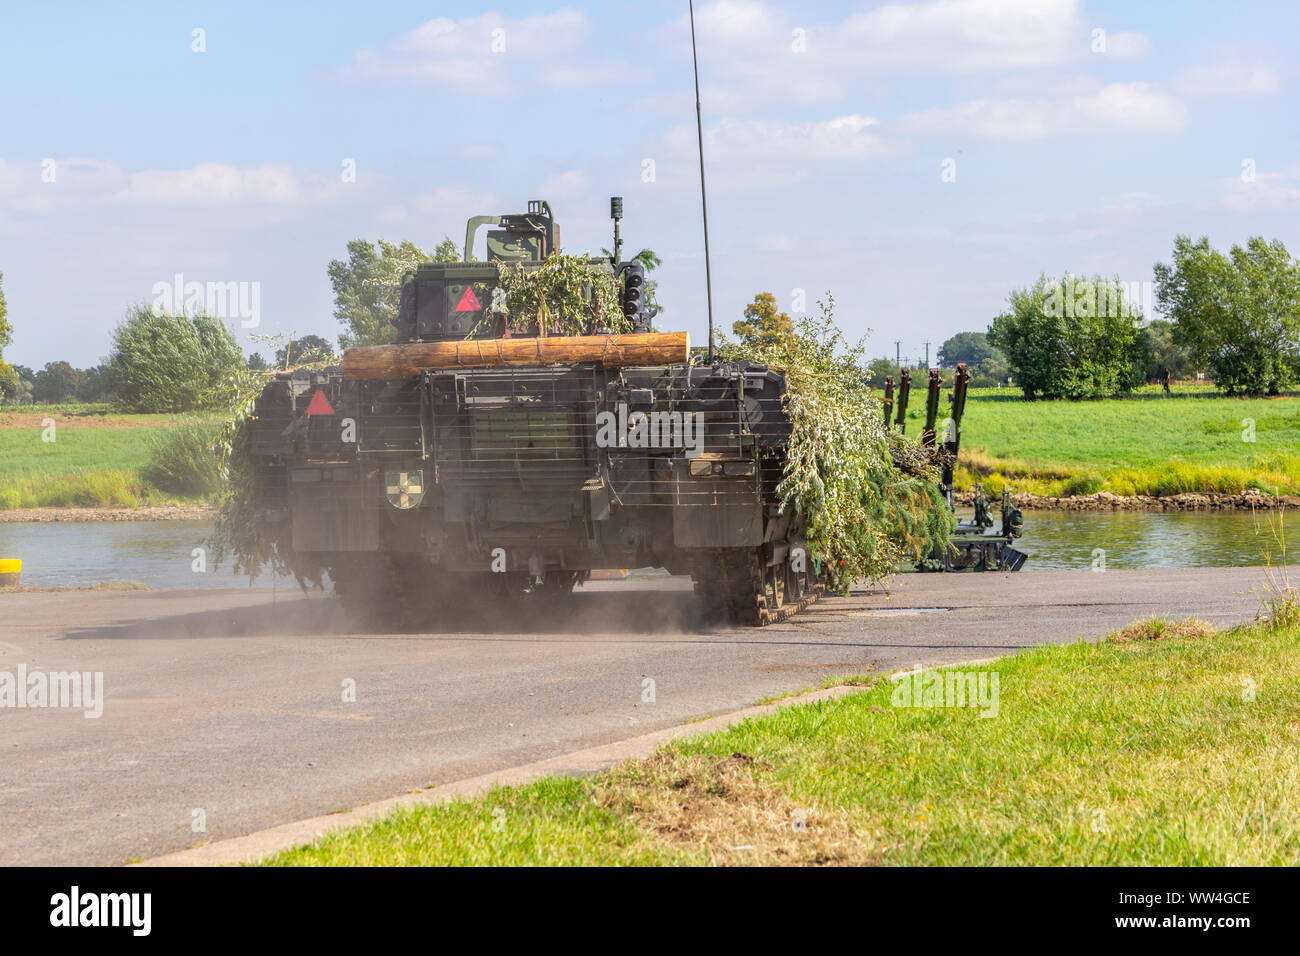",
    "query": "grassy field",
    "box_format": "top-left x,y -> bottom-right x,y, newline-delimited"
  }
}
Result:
0,405 -> 201,509
944,386 -> 1300,497
261,600 -> 1300,866
3,386 -> 1298,508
